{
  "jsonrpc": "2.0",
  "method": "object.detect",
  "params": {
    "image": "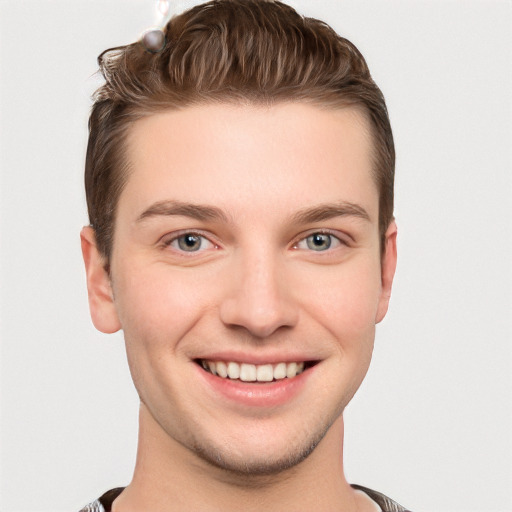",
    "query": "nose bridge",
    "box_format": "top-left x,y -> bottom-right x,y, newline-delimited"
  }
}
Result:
219,244 -> 298,337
